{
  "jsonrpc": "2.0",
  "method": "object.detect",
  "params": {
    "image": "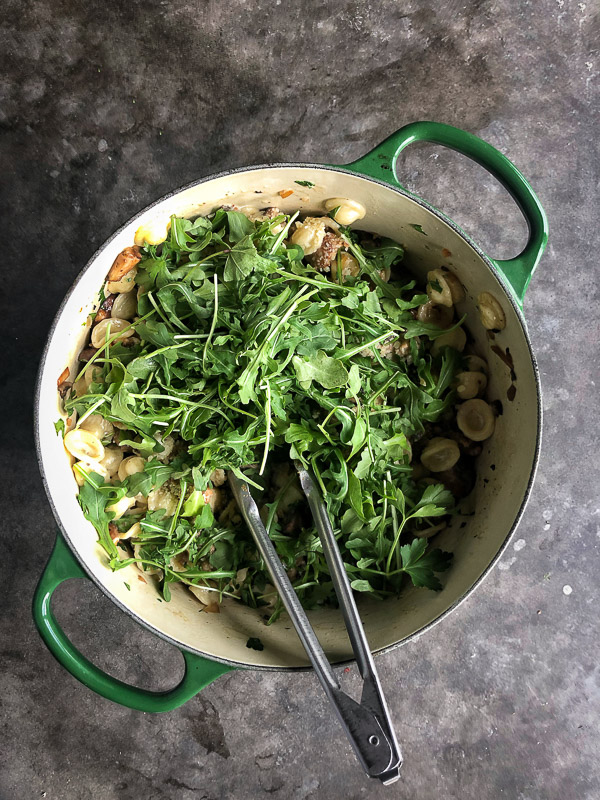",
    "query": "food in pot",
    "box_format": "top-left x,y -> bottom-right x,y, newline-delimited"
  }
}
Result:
55,202 -> 497,622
